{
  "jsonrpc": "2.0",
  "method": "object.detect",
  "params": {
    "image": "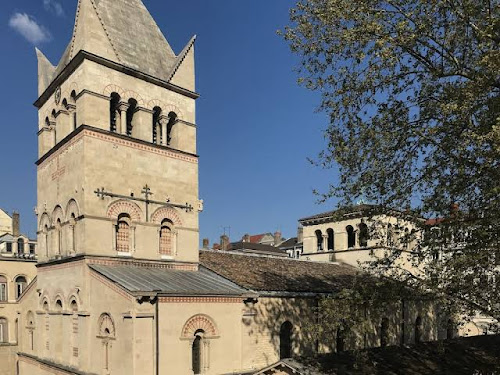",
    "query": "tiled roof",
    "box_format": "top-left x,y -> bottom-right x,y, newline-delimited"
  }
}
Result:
89,264 -> 247,296
249,233 -> 269,243
278,237 -> 302,250
199,251 -> 359,294
229,242 -> 288,256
